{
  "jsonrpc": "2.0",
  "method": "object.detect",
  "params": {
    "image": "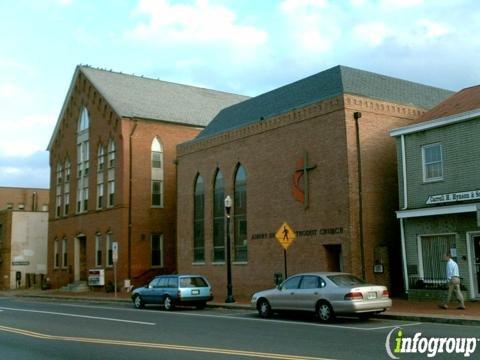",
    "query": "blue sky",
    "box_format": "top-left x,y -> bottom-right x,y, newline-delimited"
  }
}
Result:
1,0 -> 479,189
